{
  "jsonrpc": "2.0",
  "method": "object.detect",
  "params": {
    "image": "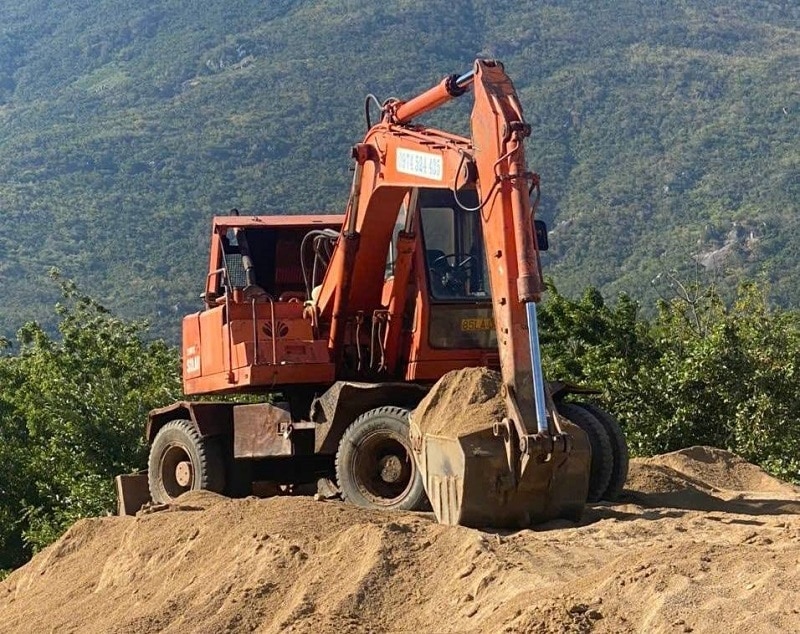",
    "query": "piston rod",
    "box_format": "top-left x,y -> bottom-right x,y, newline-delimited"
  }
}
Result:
392,68 -> 476,124
525,302 -> 550,434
